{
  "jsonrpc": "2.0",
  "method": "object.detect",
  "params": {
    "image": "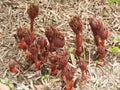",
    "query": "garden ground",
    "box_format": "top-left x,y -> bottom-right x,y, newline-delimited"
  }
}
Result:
0,0 -> 120,90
